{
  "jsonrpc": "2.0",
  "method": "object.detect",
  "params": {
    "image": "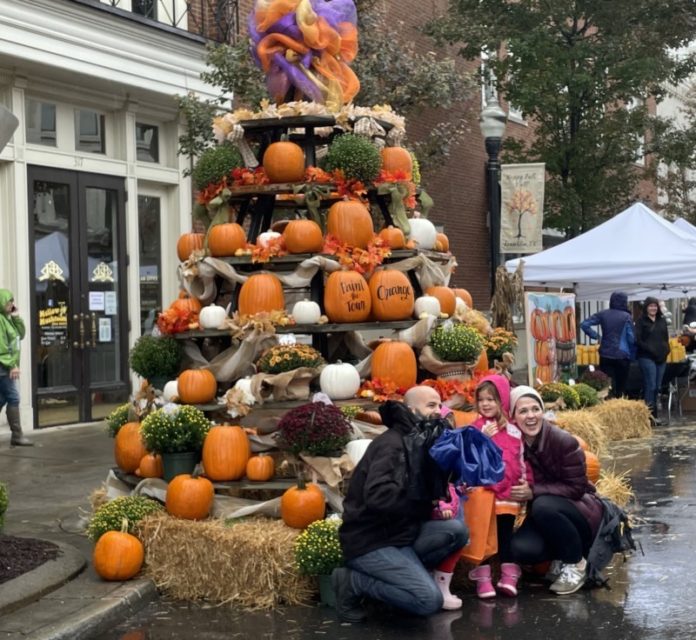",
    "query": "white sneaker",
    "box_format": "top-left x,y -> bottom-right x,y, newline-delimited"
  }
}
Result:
549,560 -> 587,595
